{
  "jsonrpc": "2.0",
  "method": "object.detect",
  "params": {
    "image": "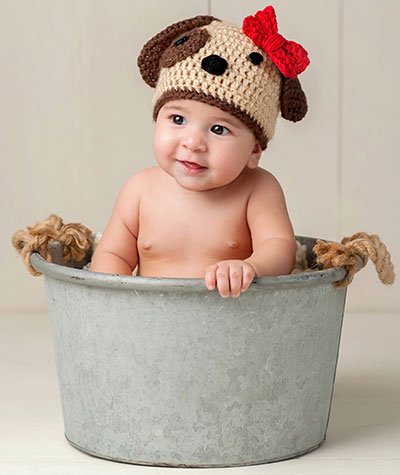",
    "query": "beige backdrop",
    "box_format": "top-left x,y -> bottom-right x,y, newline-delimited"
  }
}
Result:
2,0 -> 399,312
